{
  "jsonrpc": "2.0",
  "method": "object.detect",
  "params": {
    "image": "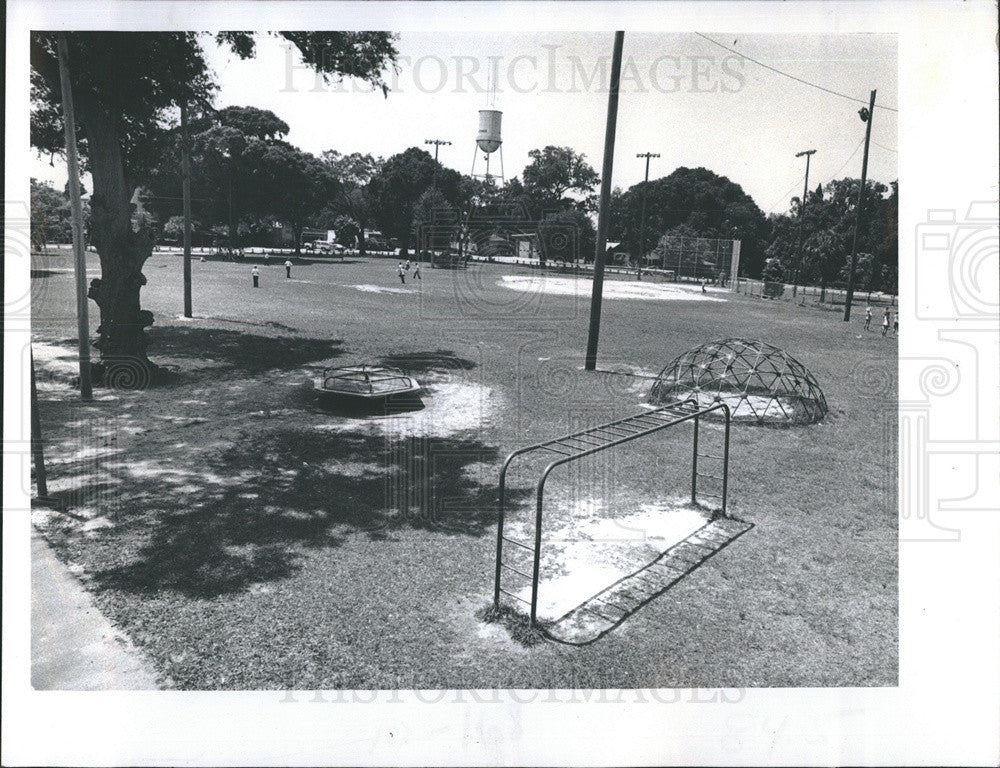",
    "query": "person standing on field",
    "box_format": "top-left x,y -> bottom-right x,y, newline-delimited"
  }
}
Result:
251,265 -> 260,288
398,263 -> 406,284
864,305 -> 873,331
412,262 -> 421,280
893,314 -> 898,335
882,309 -> 890,337
285,259 -> 292,278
